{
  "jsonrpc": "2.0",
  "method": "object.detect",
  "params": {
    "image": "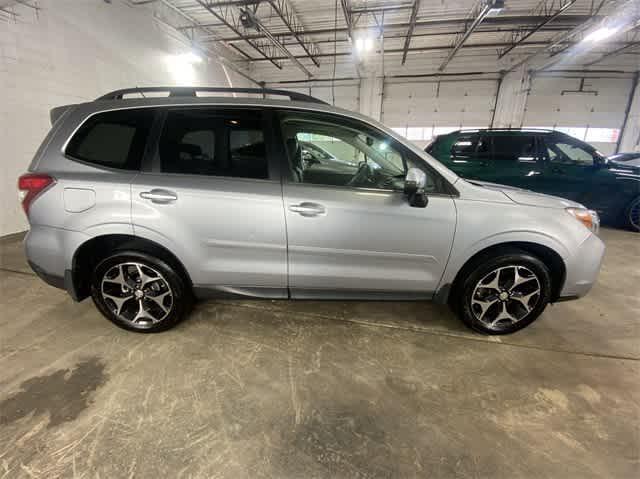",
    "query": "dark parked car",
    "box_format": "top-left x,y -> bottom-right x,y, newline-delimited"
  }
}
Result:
427,129 -> 640,231
608,152 -> 640,167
